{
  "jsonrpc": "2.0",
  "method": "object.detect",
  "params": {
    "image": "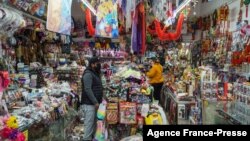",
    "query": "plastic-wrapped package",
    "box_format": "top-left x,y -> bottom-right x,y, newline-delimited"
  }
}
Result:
119,102 -> 137,124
